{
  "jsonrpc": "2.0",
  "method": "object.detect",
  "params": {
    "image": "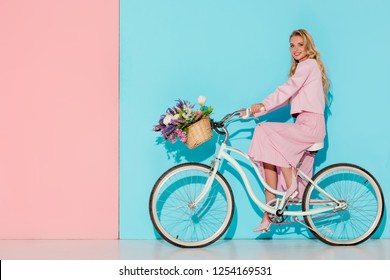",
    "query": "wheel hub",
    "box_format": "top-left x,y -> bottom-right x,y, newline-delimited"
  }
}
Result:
188,202 -> 196,209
